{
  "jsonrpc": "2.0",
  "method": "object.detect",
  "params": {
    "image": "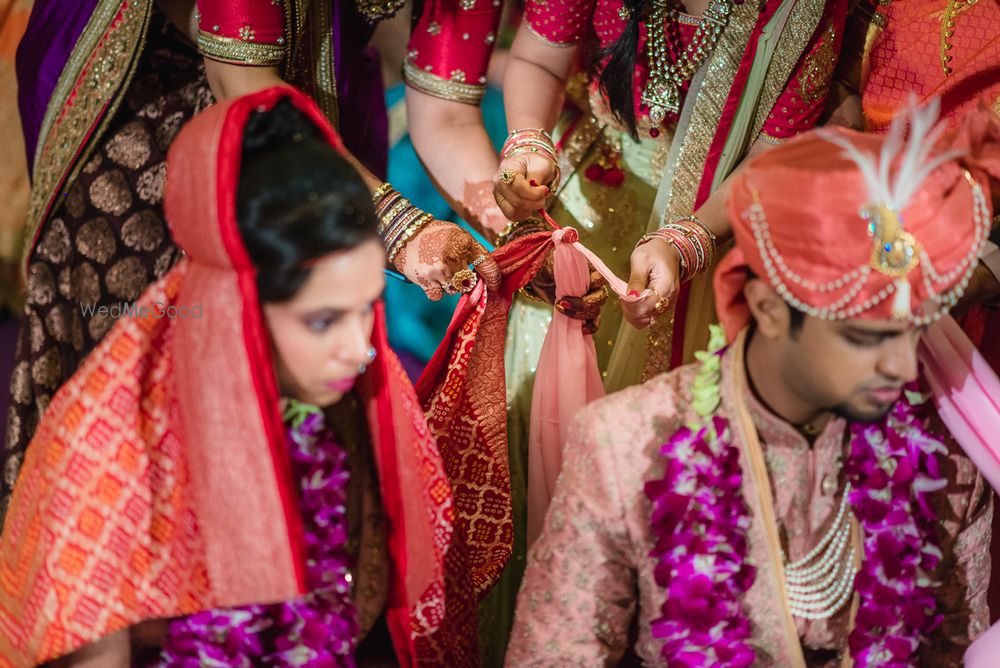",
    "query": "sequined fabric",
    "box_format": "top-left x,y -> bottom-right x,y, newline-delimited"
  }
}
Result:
1,18 -> 213,521
506,343 -> 992,666
862,0 -> 1000,133
405,0 -> 504,102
